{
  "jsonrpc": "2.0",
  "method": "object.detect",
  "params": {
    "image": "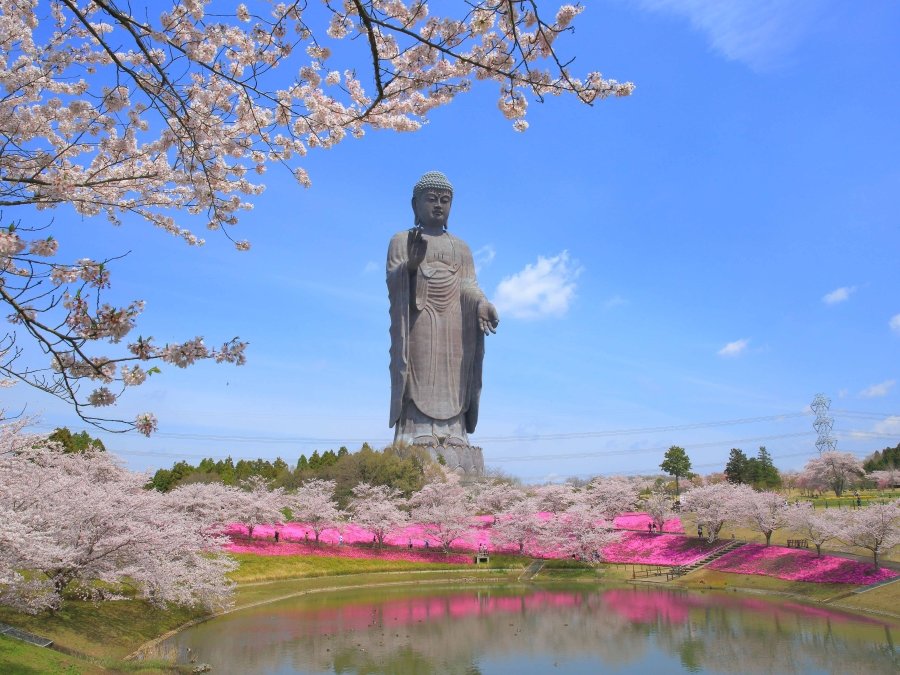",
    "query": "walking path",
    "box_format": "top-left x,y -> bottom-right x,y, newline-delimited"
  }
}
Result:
518,559 -> 545,581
